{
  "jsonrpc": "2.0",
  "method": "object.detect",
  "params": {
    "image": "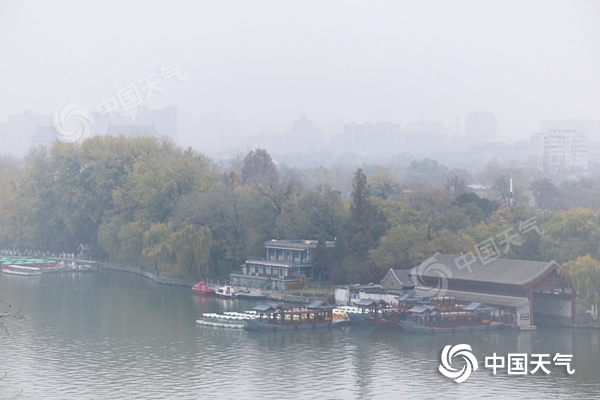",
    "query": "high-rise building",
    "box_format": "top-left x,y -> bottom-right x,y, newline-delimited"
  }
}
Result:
532,130 -> 587,175
288,114 -> 320,152
150,106 -> 177,141
465,111 -> 497,140
335,121 -> 403,155
540,119 -> 600,138
0,110 -> 52,153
